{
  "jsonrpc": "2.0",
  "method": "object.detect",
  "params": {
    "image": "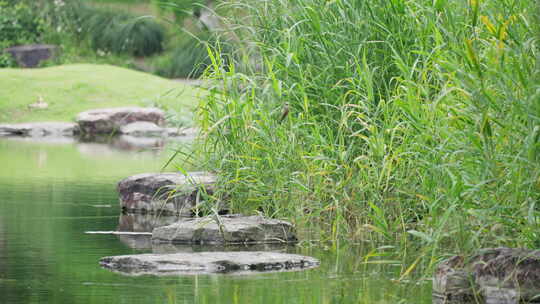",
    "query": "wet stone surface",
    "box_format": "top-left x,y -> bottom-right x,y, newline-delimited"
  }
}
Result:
76,107 -> 165,135
0,122 -> 79,137
119,121 -> 166,137
100,251 -> 319,276
117,172 -> 217,216
433,247 -> 540,304
152,214 -> 297,244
